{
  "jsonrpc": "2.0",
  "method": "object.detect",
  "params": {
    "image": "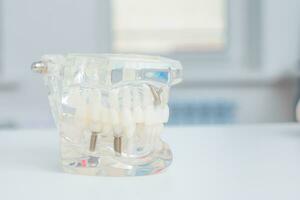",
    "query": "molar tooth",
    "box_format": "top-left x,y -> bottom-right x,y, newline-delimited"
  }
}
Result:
154,107 -> 163,124
144,125 -> 156,150
143,85 -> 156,125
160,86 -> 169,105
144,105 -> 156,125
142,84 -> 153,106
